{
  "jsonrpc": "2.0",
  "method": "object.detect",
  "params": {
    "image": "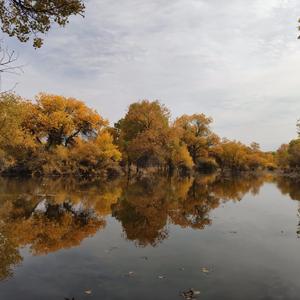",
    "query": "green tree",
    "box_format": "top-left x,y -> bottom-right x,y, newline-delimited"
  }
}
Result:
0,0 -> 85,48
